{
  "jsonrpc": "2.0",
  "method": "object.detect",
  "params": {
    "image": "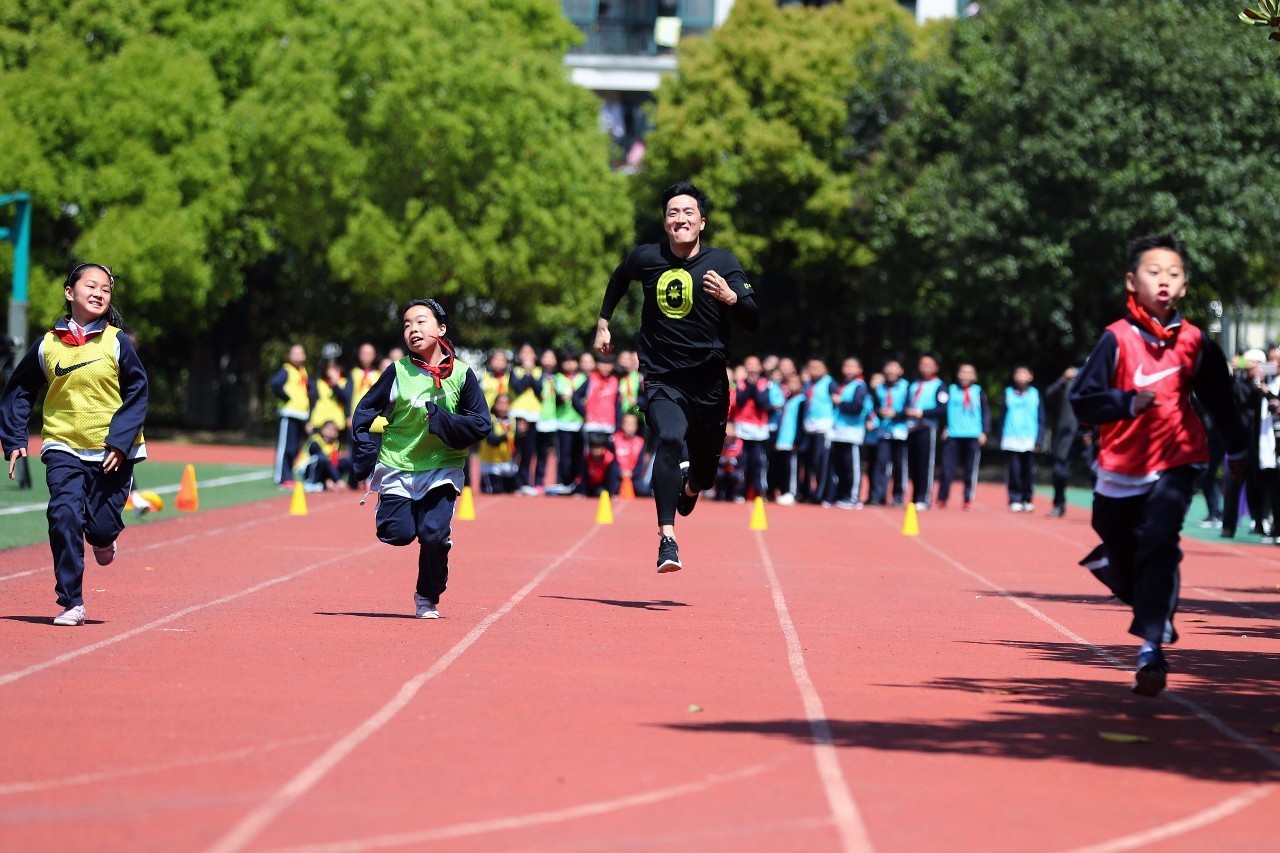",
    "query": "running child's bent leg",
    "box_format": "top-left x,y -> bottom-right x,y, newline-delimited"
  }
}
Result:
414,486 -> 456,604
1090,492 -> 1142,604
375,493 -> 418,546
84,461 -> 133,550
